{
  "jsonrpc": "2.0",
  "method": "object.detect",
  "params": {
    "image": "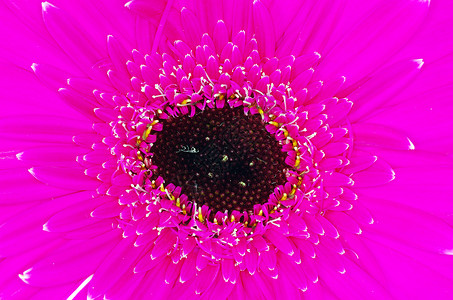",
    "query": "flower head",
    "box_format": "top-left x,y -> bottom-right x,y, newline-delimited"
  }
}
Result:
1,0 -> 453,299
